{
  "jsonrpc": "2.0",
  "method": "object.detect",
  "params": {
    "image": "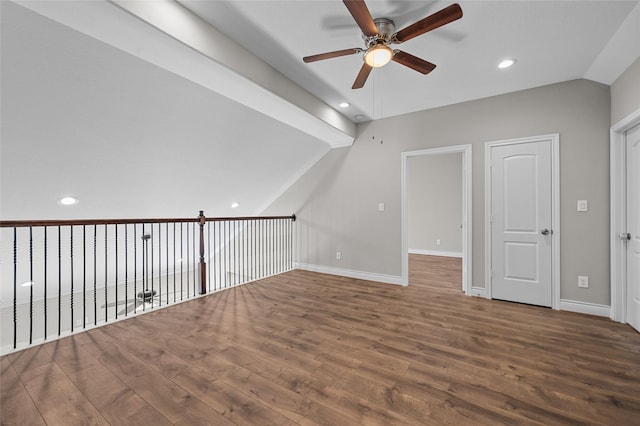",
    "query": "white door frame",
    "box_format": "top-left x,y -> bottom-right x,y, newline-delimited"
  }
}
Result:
610,107 -> 640,323
401,144 -> 473,294
485,134 -> 560,309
